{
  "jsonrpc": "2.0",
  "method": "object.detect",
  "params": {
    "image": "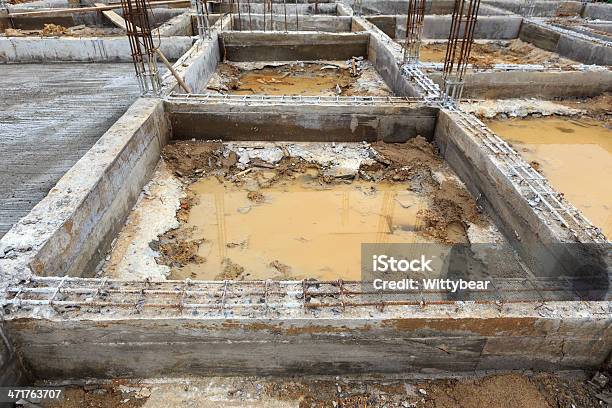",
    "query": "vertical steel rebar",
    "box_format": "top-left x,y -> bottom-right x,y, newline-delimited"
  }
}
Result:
120,0 -> 162,96
403,0 -> 426,64
523,0 -> 536,16
294,0 -> 298,31
246,0 -> 252,30
442,0 -> 481,105
236,0 -> 242,30
283,0 -> 287,31
192,0 -> 211,39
